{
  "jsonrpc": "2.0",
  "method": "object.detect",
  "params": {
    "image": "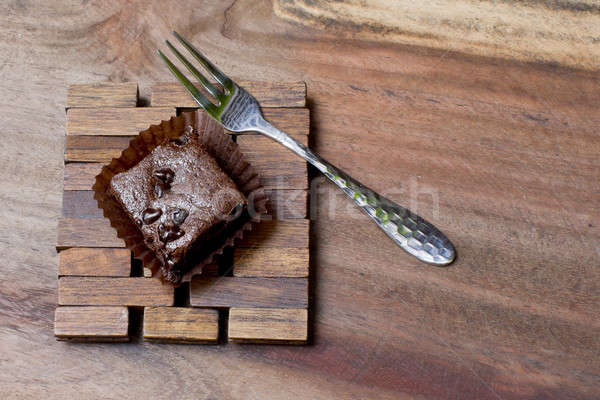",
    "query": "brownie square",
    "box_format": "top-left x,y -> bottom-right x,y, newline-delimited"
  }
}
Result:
109,130 -> 247,283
